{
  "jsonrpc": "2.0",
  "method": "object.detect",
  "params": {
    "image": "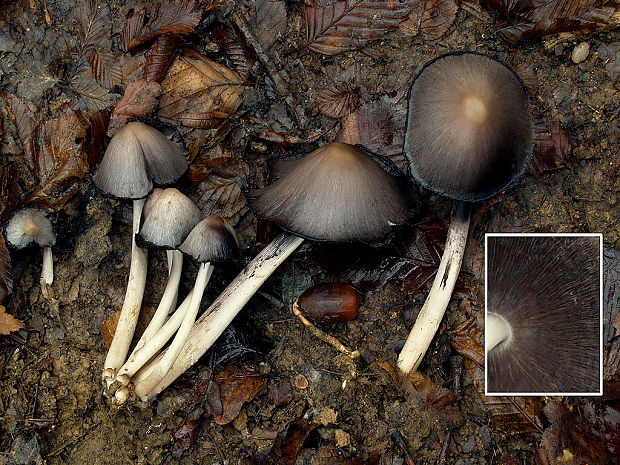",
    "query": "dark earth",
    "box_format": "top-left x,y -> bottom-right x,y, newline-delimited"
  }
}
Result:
0,0 -> 619,464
